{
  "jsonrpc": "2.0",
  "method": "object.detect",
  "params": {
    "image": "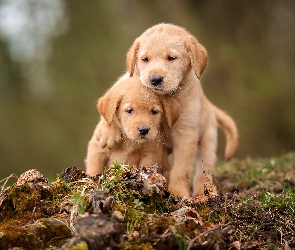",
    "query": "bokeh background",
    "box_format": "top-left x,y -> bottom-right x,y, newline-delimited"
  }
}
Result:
1,0 -> 295,181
